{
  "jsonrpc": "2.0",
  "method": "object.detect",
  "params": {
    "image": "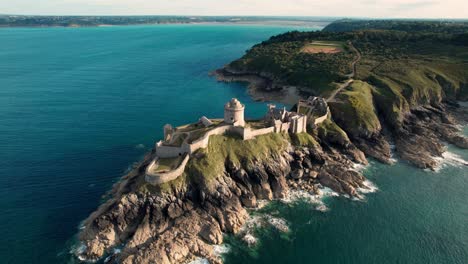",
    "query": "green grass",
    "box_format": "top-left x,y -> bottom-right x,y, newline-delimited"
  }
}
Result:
317,118 -> 349,142
154,156 -> 183,172
290,133 -> 318,147
187,128 -> 211,143
186,133 -> 289,183
140,171 -> 190,194
329,80 -> 381,136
